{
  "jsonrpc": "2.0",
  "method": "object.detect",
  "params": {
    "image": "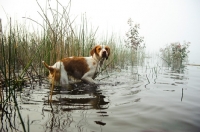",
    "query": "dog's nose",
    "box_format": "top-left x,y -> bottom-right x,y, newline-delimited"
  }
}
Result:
102,51 -> 107,58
